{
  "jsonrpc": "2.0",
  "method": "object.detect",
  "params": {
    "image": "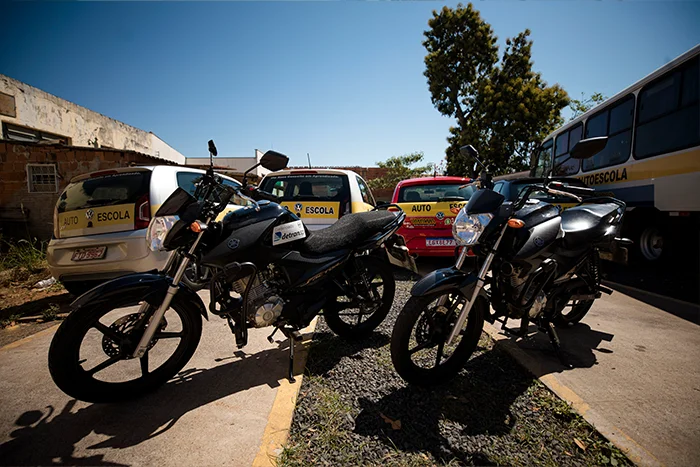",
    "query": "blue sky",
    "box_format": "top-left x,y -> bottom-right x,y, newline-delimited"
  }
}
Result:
2,1 -> 699,168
